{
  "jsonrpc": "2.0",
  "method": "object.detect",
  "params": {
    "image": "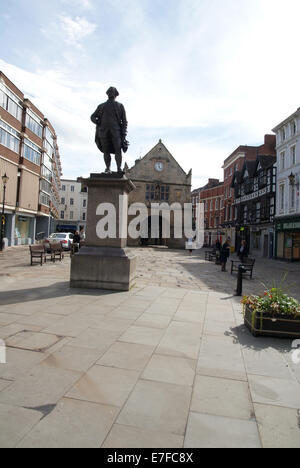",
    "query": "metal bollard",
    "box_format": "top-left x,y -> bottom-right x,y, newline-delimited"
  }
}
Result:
235,265 -> 245,296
